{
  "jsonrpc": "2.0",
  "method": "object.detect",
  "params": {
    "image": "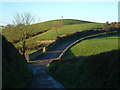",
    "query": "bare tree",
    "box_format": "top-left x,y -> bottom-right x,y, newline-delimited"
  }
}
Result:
13,12 -> 35,26
13,12 -> 35,57
52,20 -> 64,38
